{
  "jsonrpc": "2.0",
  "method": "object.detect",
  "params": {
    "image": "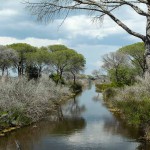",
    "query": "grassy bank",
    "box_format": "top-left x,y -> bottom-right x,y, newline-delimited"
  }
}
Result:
0,76 -> 71,136
96,77 -> 150,140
